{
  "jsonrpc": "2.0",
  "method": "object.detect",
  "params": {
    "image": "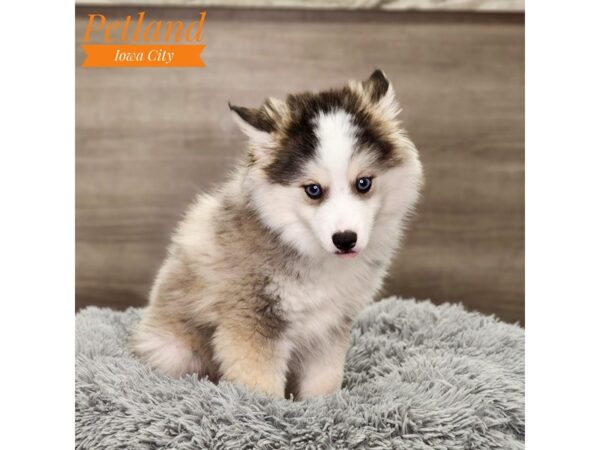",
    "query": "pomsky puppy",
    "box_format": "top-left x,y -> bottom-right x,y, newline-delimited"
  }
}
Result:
131,70 -> 423,400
